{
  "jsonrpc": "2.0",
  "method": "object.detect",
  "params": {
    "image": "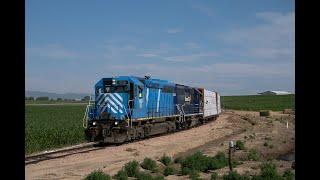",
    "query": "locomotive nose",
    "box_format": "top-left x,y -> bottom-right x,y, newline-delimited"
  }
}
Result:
97,93 -> 128,120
